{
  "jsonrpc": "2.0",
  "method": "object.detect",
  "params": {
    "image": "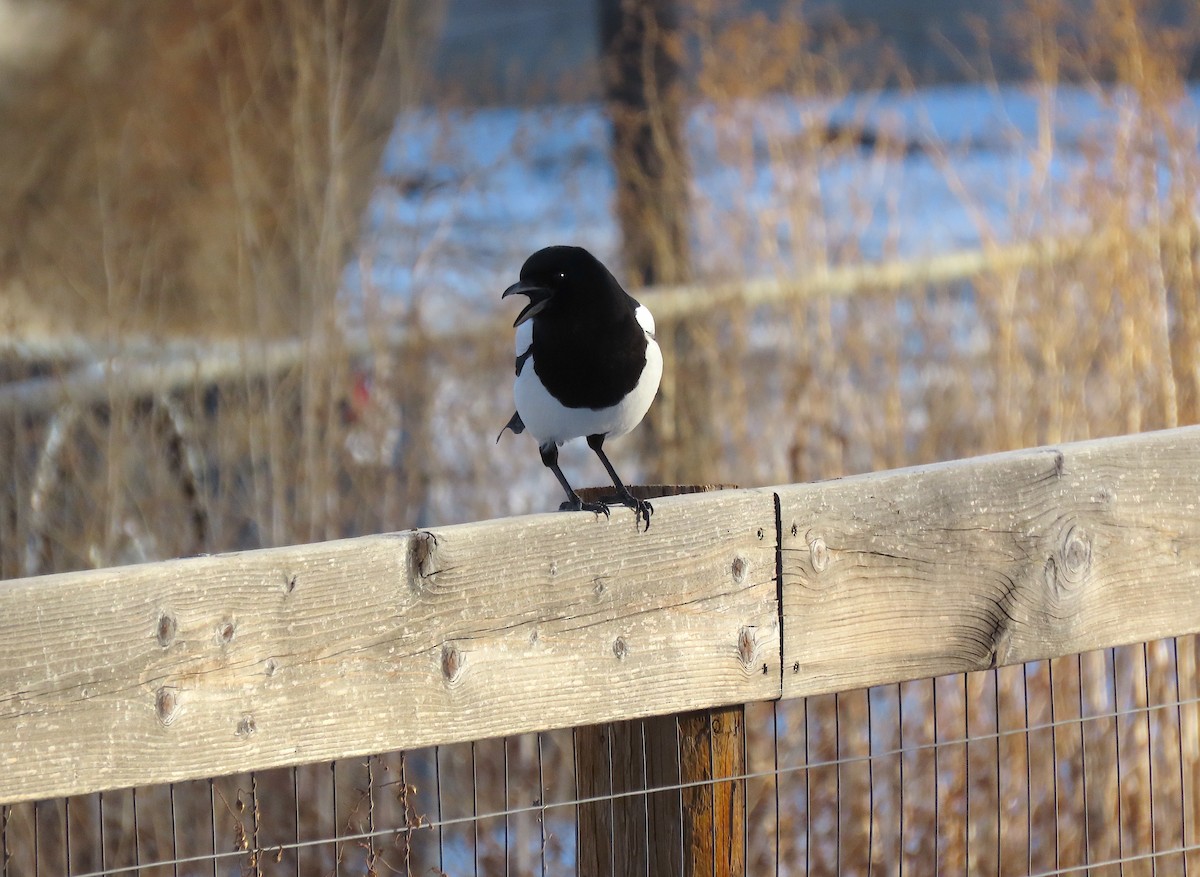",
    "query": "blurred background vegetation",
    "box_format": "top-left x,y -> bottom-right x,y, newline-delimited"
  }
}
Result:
2,2 -> 1200,874
0,0 -> 1198,572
